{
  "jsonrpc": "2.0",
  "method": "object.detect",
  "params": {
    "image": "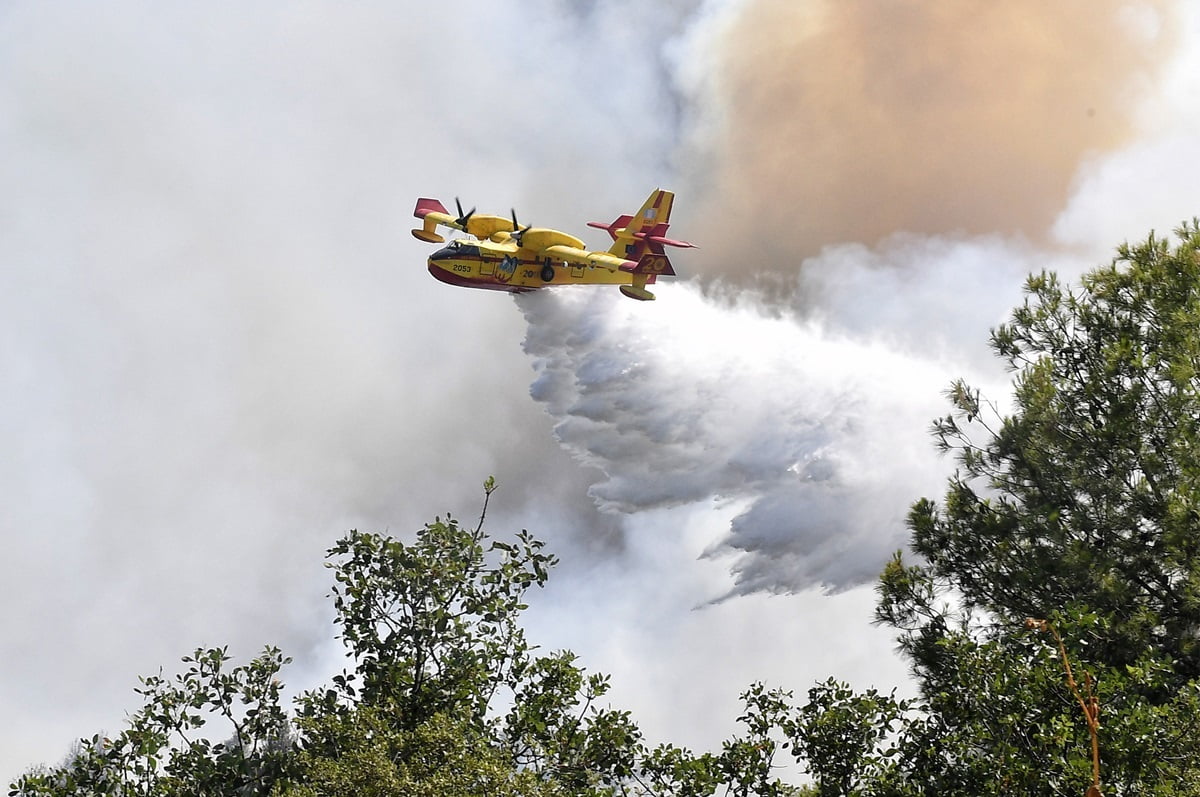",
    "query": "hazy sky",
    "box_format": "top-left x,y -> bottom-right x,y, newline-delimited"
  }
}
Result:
4,0 -> 1200,780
